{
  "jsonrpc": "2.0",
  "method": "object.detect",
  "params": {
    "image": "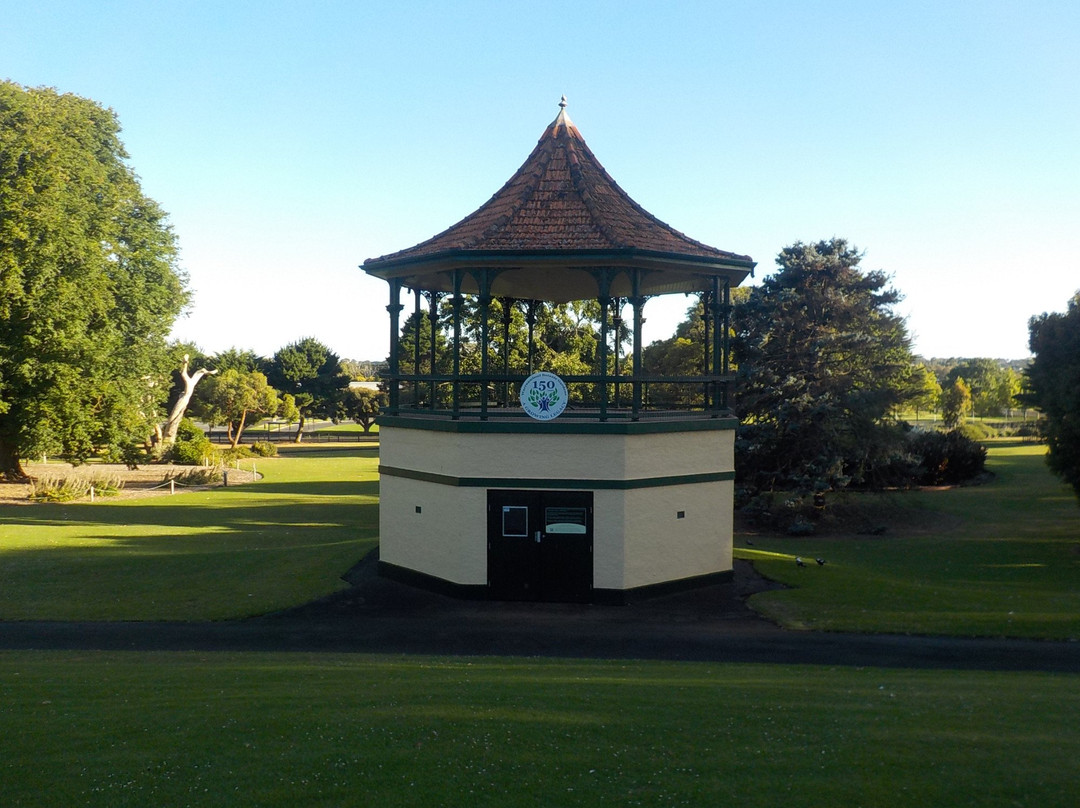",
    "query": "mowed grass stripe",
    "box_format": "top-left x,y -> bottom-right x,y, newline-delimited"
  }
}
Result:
1,652 -> 1076,808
